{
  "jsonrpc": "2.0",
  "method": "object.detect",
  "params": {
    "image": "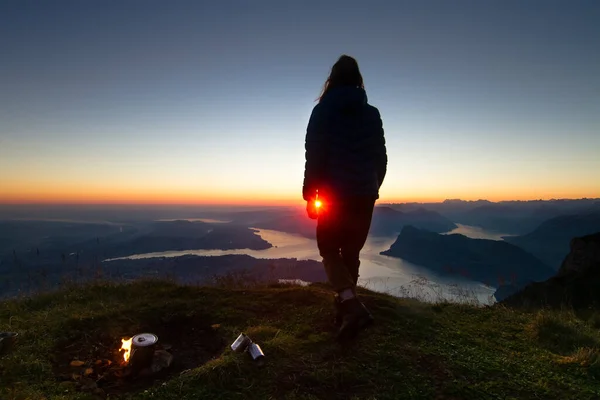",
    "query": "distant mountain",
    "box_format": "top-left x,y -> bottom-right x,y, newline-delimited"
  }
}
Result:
504,212 -> 600,269
0,220 -> 123,256
91,220 -> 272,258
502,233 -> 600,309
370,207 -> 457,236
213,208 -> 293,225
202,199 -> 600,245
456,204 -> 551,235
252,211 -> 317,239
146,220 -> 212,238
381,199 -> 492,219
1,220 -> 272,278
235,206 -> 456,239
404,208 -> 458,231
382,198 -> 600,234
381,226 -> 554,286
